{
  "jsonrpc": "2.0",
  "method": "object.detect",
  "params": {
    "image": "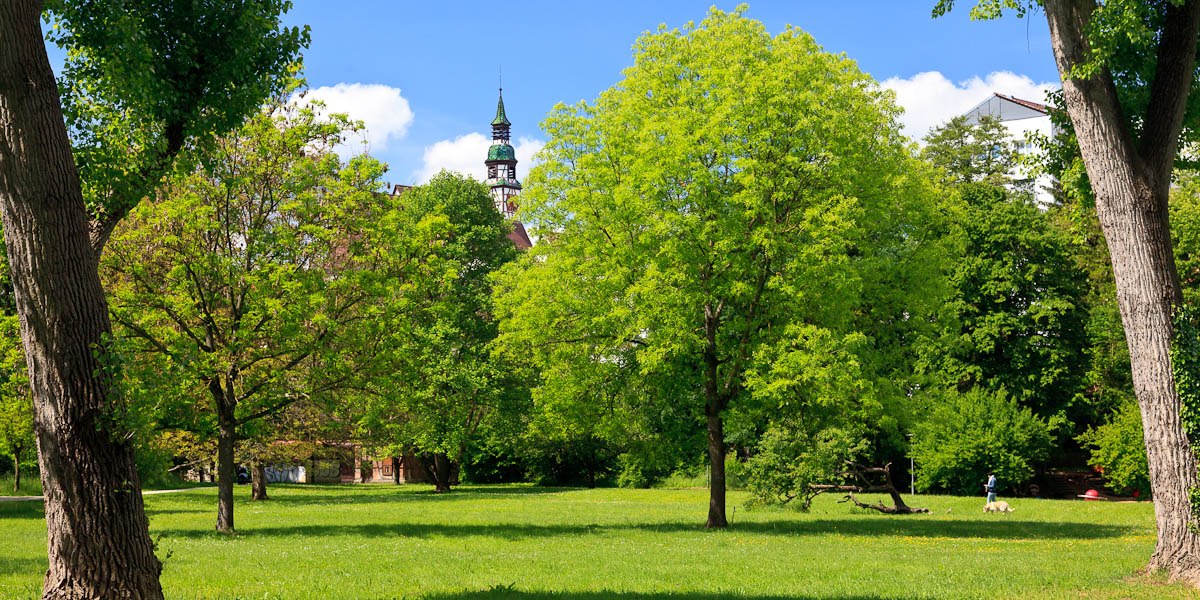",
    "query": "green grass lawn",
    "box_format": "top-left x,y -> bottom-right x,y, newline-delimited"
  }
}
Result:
0,473 -> 41,497
0,484 -> 1191,599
